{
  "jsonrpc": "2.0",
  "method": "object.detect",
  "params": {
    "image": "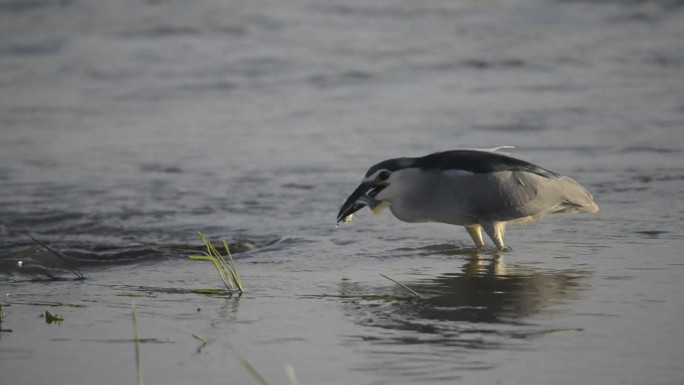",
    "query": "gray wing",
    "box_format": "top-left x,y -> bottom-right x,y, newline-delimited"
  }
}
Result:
418,150 -> 561,178
460,171 -> 598,222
